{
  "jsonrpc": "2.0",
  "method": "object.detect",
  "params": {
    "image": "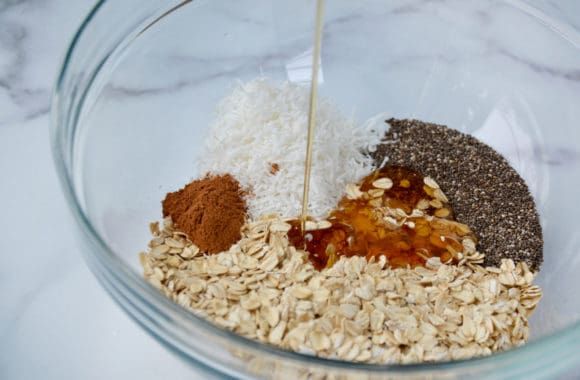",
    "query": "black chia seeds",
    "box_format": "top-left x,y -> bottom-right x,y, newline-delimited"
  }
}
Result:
371,118 -> 543,270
